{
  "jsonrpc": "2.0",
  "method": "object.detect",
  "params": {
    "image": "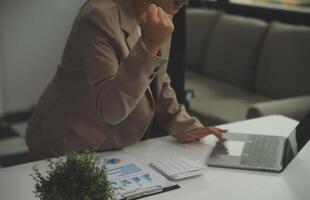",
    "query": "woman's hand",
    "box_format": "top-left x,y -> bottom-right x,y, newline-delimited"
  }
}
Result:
140,4 -> 174,55
178,127 -> 227,143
